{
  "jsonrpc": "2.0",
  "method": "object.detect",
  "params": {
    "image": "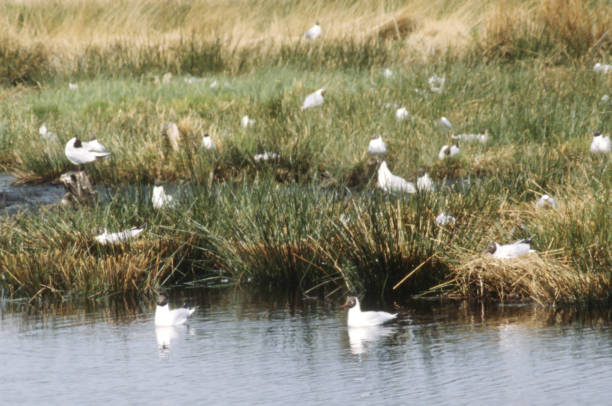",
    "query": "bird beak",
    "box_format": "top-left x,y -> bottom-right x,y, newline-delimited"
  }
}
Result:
339,303 -> 348,309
